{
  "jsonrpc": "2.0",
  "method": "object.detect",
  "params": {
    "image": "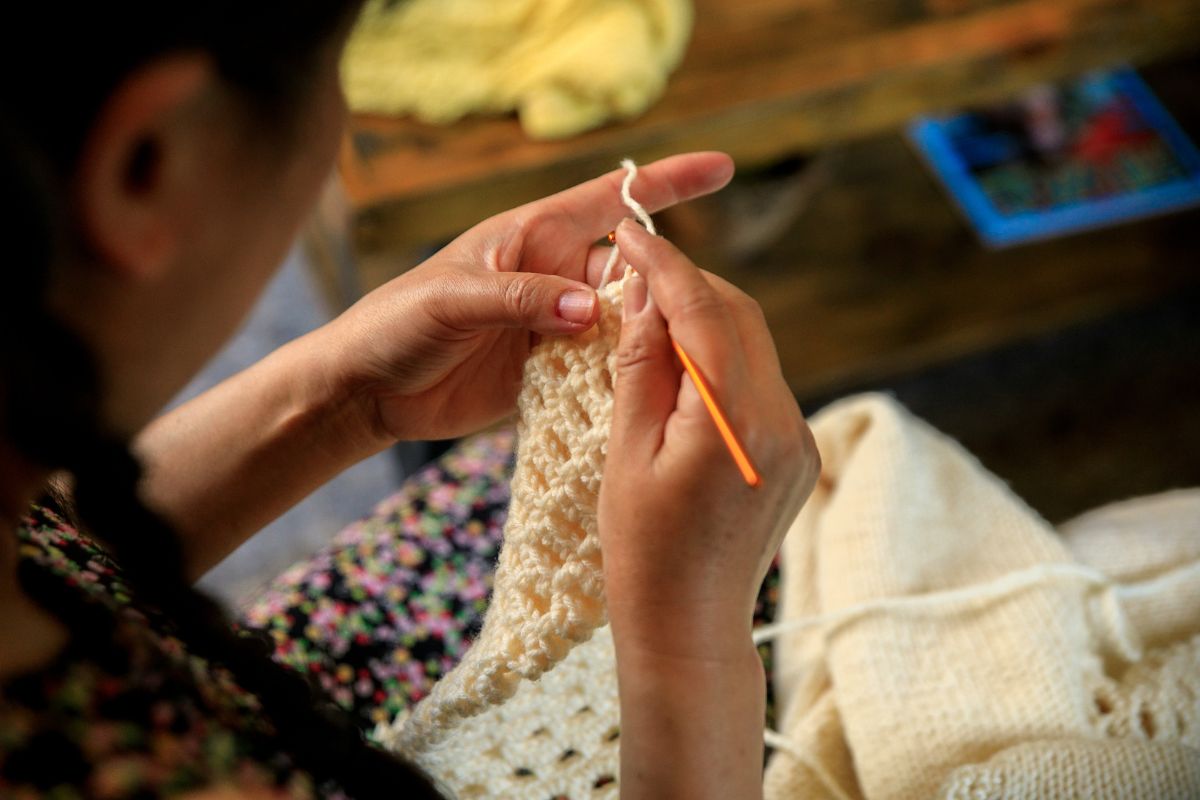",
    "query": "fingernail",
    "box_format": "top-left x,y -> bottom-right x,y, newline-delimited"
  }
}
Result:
623,272 -> 648,319
556,289 -> 596,324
